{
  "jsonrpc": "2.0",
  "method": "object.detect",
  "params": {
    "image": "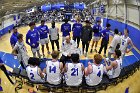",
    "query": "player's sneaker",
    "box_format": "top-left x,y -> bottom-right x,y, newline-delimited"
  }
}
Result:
94,49 -> 97,53
43,54 -> 45,58
90,49 -> 93,53
48,51 -> 51,54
